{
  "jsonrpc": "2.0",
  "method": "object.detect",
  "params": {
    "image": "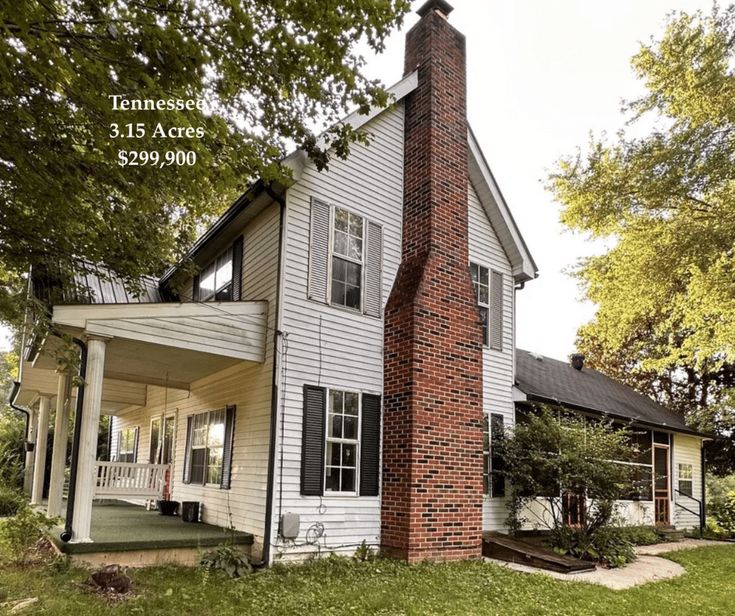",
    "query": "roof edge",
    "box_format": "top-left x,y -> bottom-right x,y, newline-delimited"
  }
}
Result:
467,126 -> 538,282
